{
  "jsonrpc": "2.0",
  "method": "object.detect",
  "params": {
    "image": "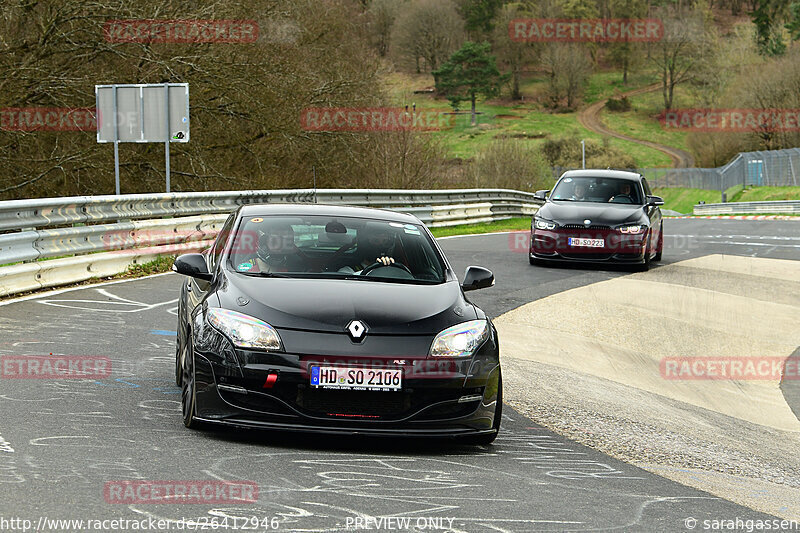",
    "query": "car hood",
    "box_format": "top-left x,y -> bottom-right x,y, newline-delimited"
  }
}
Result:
215,272 -> 476,335
538,201 -> 646,226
